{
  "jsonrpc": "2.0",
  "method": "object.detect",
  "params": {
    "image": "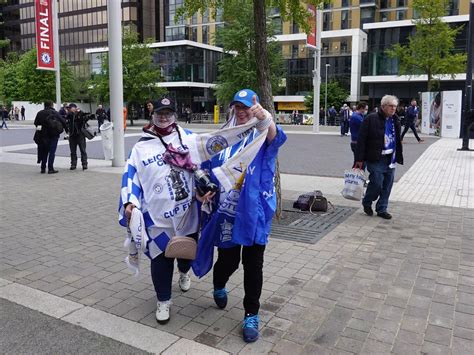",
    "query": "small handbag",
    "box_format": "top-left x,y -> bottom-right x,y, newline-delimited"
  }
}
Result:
81,123 -> 96,140
164,236 -> 197,260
